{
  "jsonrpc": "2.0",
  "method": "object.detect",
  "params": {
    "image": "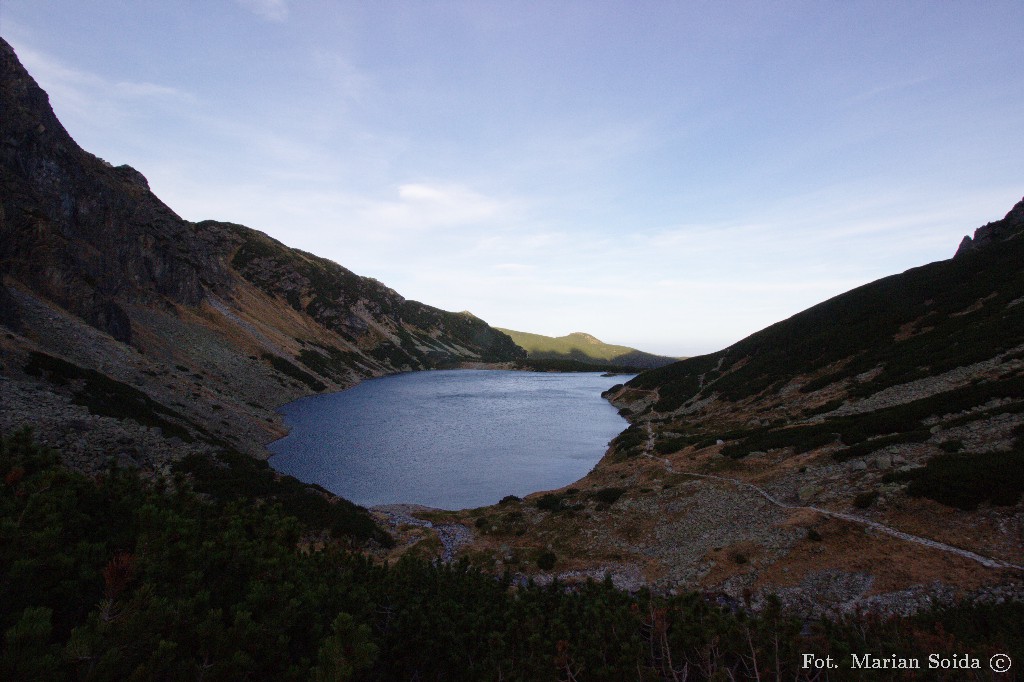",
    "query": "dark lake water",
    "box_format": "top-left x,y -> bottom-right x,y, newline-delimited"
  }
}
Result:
267,369 -> 633,510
